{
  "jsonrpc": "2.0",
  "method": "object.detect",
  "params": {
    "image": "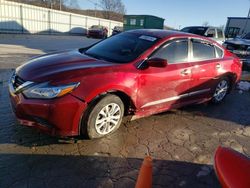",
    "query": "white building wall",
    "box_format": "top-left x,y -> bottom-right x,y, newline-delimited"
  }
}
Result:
0,0 -> 123,35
